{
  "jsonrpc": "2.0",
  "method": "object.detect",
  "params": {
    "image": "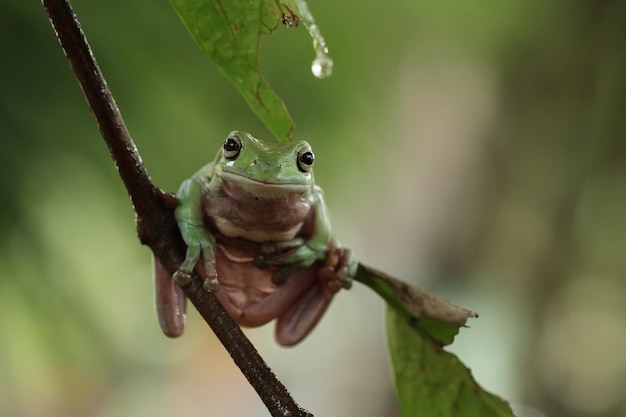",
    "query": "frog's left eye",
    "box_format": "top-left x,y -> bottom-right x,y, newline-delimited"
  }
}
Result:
297,147 -> 315,172
223,136 -> 242,159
